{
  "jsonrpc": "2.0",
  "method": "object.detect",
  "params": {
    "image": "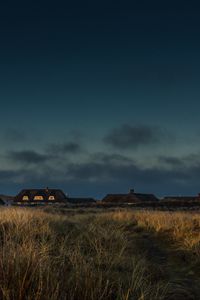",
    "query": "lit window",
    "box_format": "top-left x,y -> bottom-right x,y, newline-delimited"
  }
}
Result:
34,195 -> 44,200
48,196 -> 55,200
22,195 -> 29,201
